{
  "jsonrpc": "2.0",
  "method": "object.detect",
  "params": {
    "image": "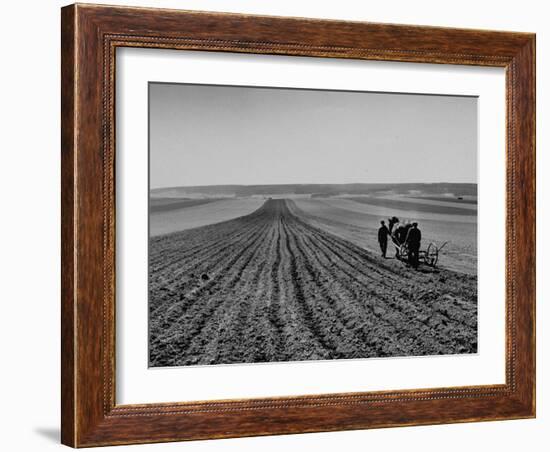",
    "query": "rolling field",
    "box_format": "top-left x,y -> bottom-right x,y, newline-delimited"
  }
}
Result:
150,198 -> 265,236
408,195 -> 477,205
345,196 -> 474,216
293,197 -> 477,275
149,197 -> 220,213
149,198 -> 477,367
